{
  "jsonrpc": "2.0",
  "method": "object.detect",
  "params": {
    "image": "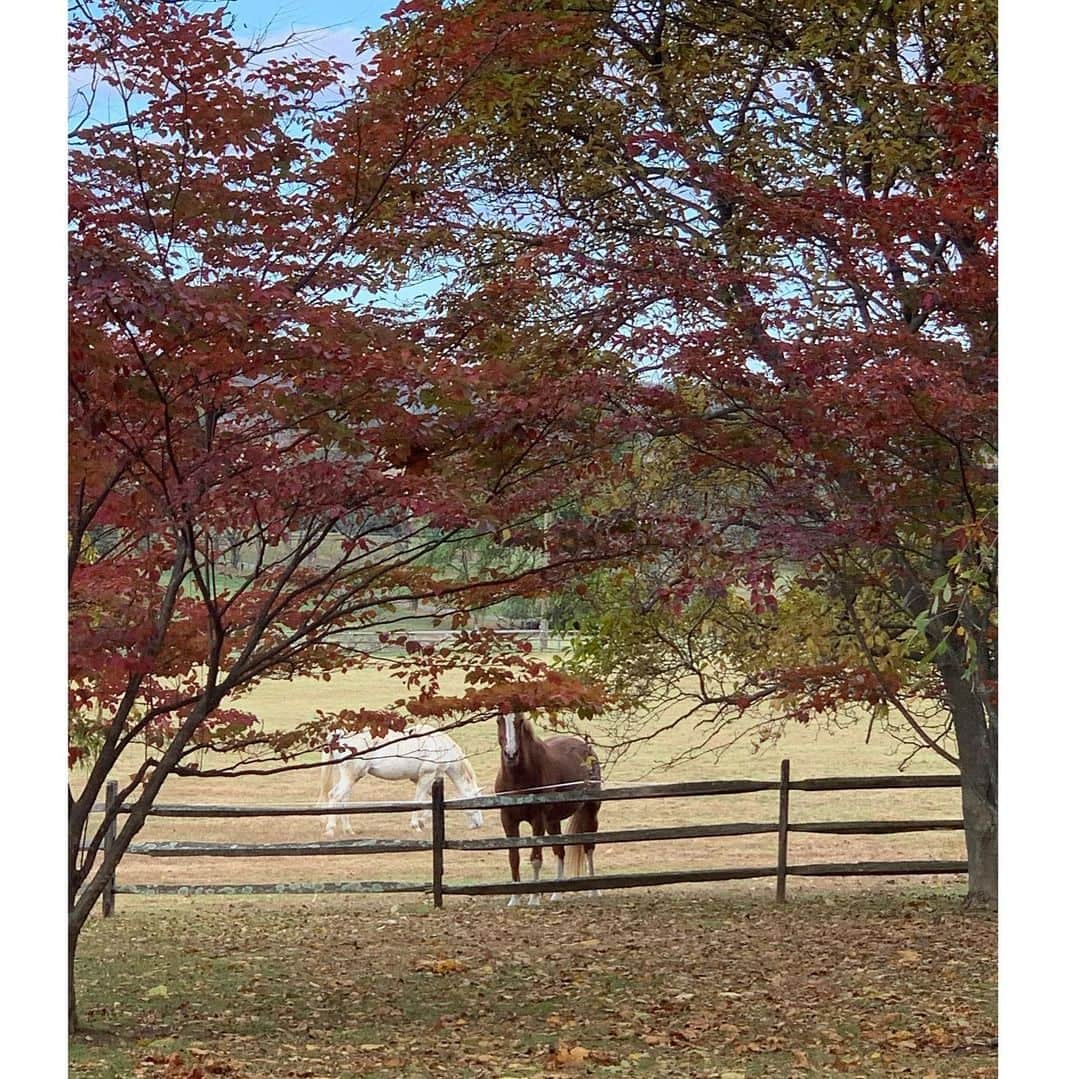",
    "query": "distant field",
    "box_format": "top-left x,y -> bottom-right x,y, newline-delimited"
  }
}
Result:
75,663 -> 966,902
